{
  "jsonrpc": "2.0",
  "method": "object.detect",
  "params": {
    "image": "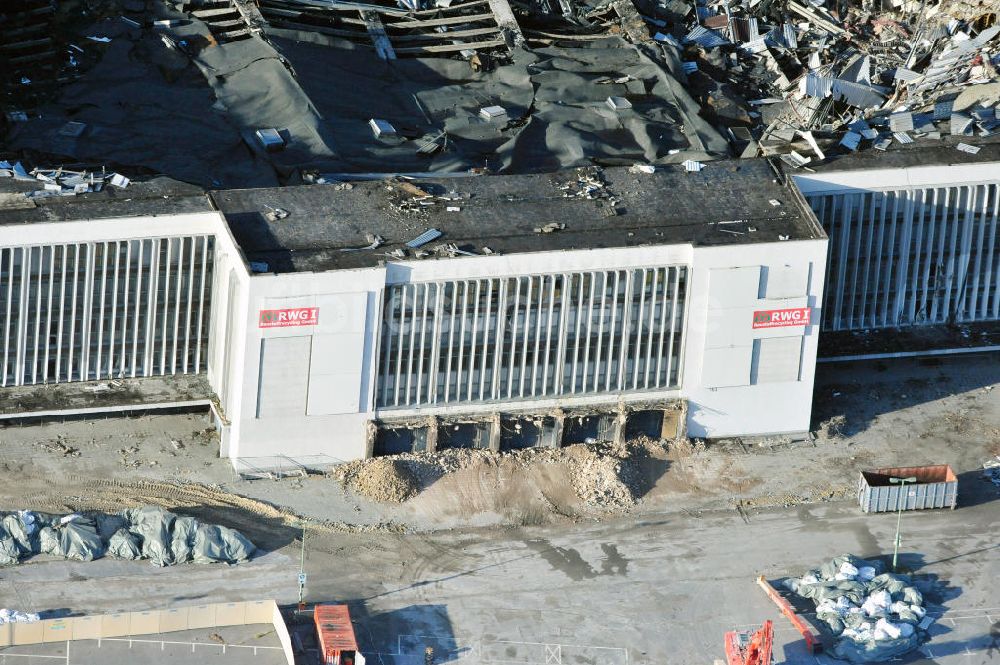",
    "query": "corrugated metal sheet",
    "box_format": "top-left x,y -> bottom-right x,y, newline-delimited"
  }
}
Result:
685,25 -> 729,48
376,266 -> 688,408
806,183 -> 1000,331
